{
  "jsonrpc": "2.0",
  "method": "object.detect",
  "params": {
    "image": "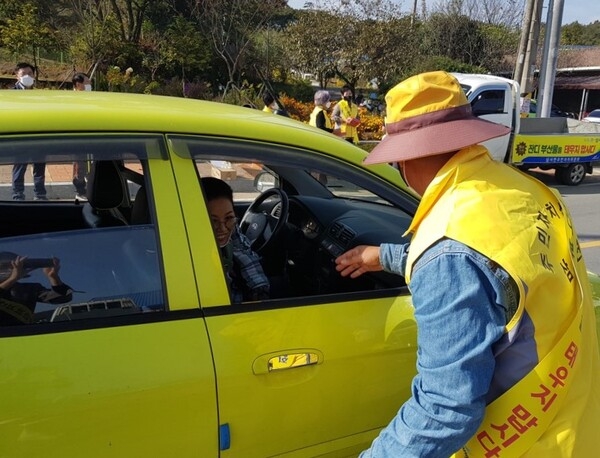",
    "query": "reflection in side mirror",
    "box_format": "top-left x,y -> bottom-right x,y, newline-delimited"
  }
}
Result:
254,172 -> 277,192
268,353 -> 319,371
